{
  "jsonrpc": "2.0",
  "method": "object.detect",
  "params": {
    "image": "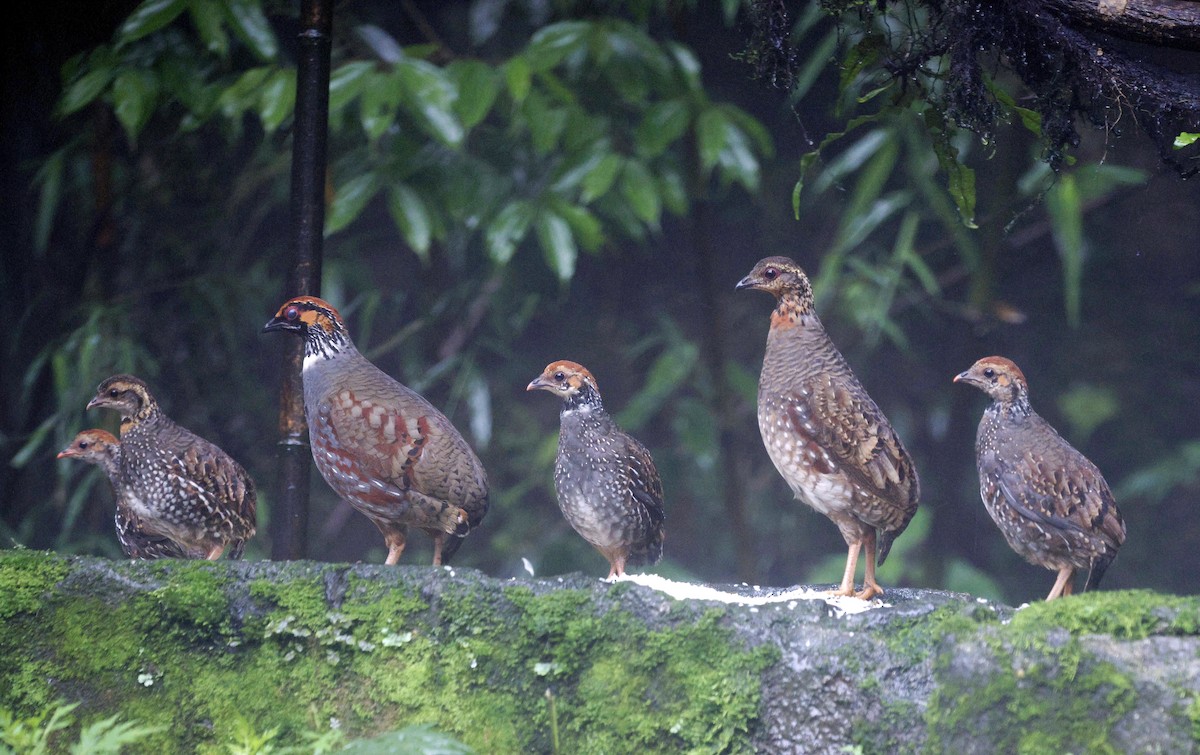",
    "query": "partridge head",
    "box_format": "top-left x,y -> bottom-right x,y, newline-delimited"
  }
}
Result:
738,256 -> 920,600
528,360 -> 666,578
955,356 -> 1126,600
264,296 -> 489,565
